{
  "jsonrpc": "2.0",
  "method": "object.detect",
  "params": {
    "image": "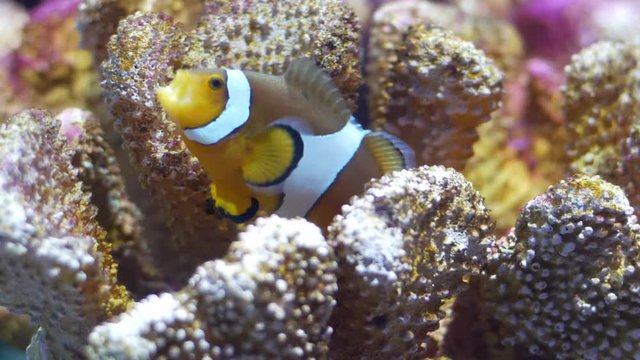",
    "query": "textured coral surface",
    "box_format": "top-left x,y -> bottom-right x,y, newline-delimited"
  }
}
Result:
86,216 -> 337,359
2,0 -> 640,358
328,166 -> 495,358
367,5 -> 504,169
488,175 -> 640,359
0,110 -> 130,358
